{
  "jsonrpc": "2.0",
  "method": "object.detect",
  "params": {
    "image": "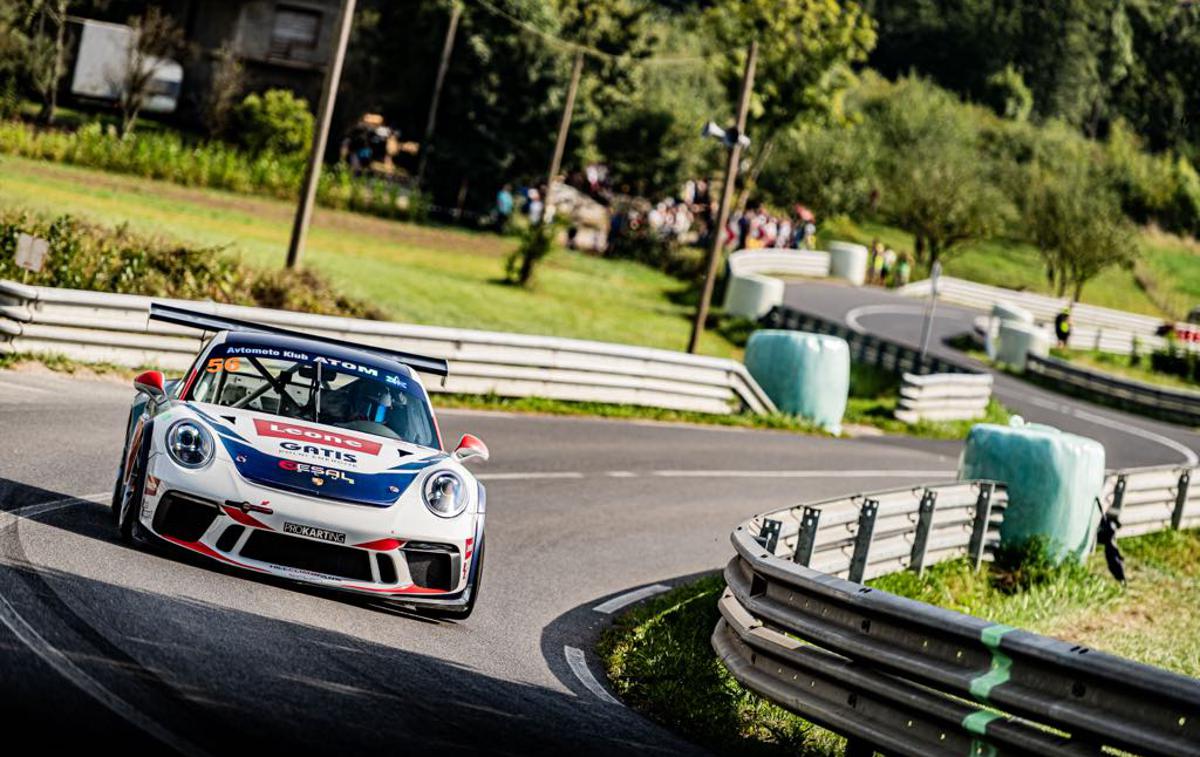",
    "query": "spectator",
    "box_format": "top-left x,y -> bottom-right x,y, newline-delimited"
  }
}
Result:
495,184 -> 514,231
881,247 -> 897,284
801,219 -> 817,250
1054,308 -> 1072,348
527,188 -> 544,225
868,239 -> 884,284
895,252 -> 912,287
